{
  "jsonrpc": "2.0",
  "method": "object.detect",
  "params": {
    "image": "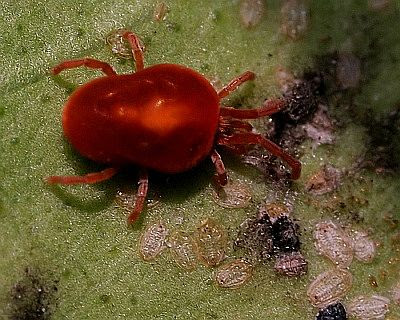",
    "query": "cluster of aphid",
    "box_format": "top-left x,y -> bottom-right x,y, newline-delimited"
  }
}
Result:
239,0 -> 309,41
235,202 -> 308,277
139,218 -> 226,269
138,218 -> 255,289
307,219 -> 393,319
